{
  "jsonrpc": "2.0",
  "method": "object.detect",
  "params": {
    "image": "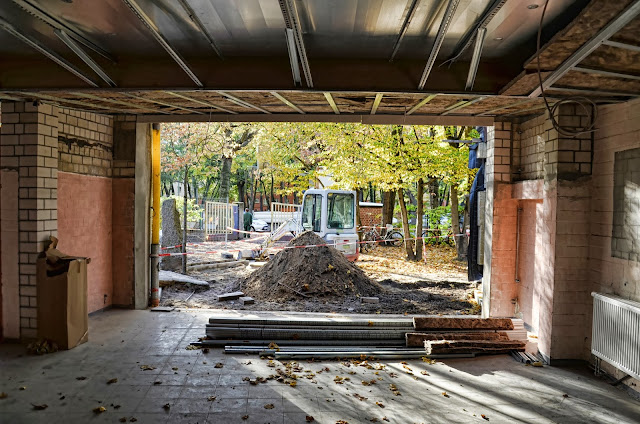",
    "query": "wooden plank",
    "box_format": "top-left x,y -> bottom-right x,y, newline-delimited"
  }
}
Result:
413,317 -> 514,331
215,291 -> 245,301
406,332 -> 509,347
425,339 -> 526,355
